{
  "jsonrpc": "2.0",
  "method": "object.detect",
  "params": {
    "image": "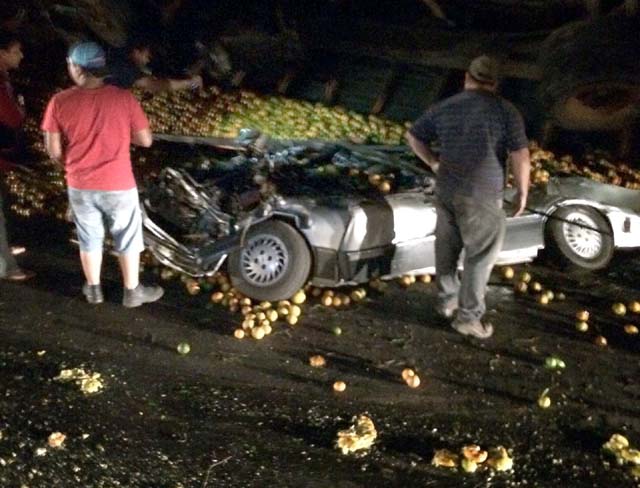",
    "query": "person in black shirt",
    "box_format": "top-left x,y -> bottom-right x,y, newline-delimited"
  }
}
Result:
407,55 -> 531,339
106,37 -> 203,94
0,30 -> 33,281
